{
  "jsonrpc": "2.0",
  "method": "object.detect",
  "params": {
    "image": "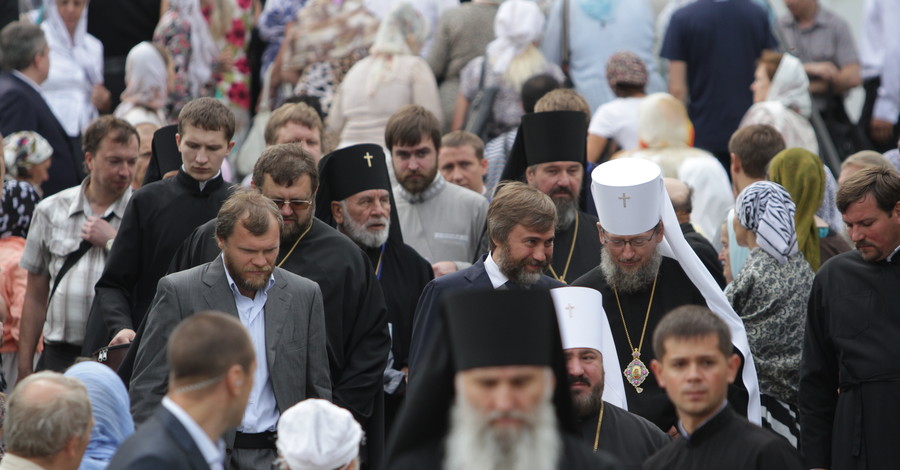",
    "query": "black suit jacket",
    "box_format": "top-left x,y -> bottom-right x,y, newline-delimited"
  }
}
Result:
407,257 -> 564,375
0,71 -> 81,196
107,406 -> 210,470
